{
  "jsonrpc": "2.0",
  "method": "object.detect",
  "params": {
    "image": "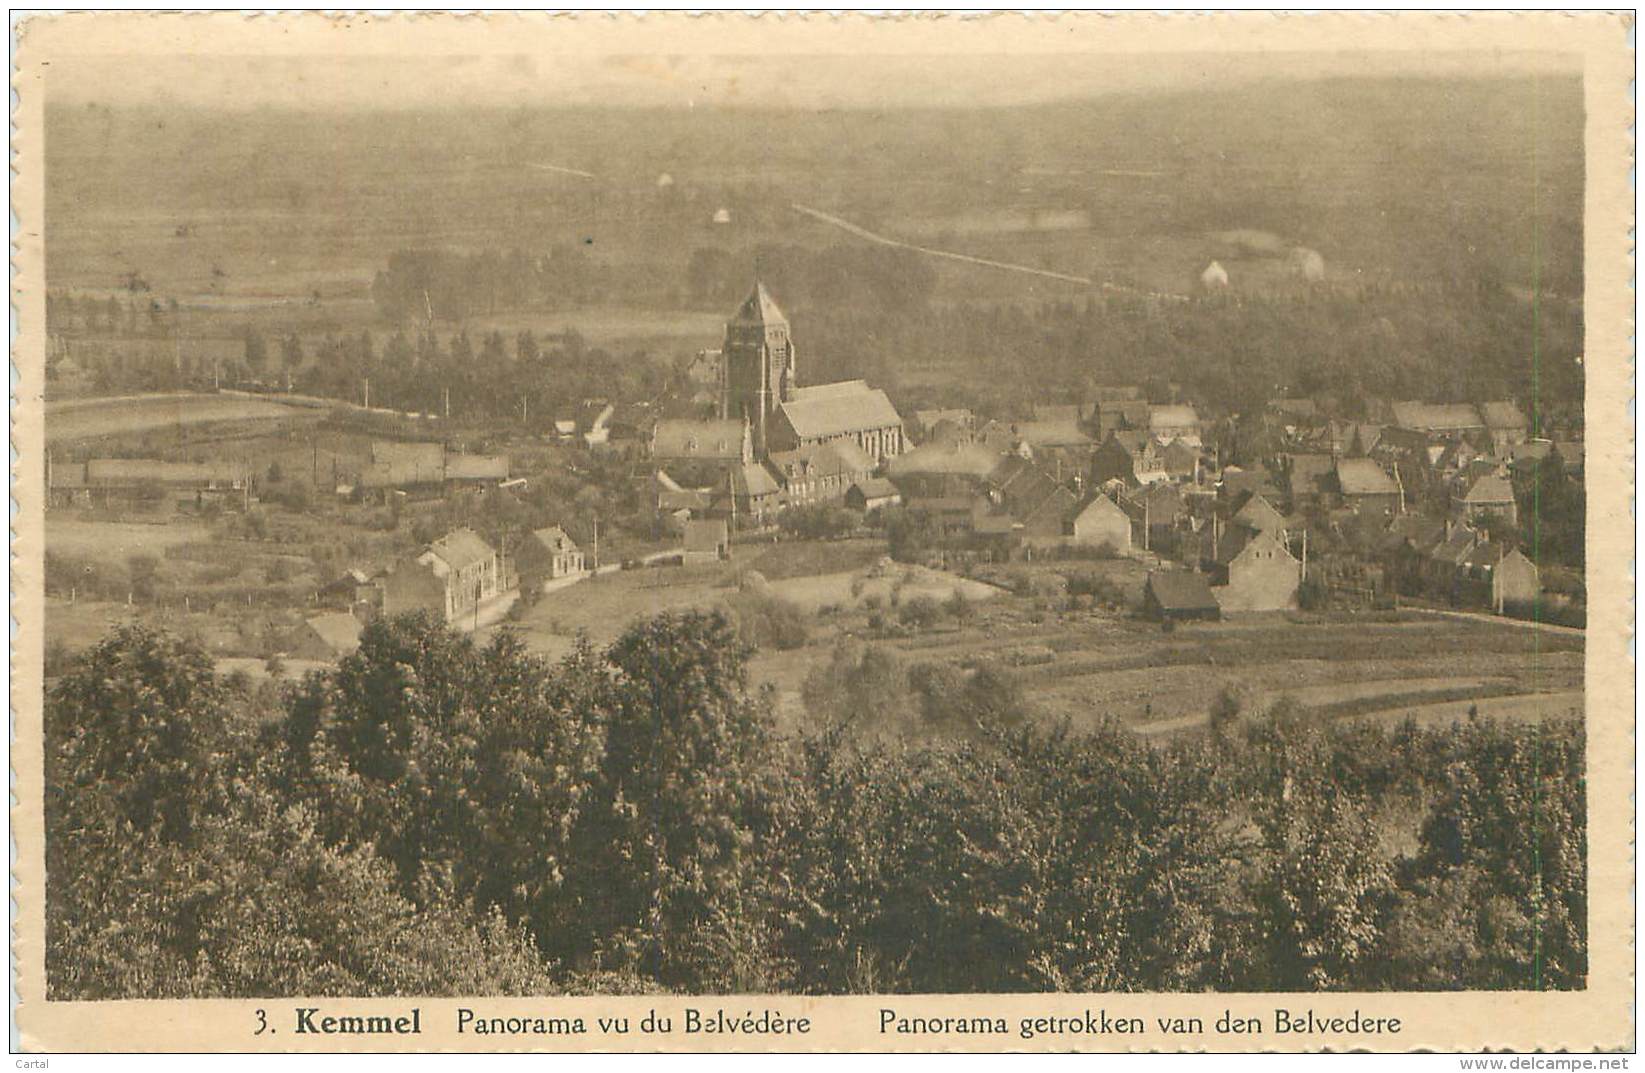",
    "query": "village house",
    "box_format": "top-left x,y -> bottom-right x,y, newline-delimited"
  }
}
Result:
1158,438 -> 1201,482
1143,570 -> 1221,622
1479,401 -> 1530,450
1148,404 -> 1202,448
1231,492 -> 1289,539
1209,526 -> 1301,613
845,477 -> 902,514
1121,480 -> 1189,552
912,408 -> 975,442
1390,401 -> 1486,437
380,527 -> 507,627
650,418 -> 753,465
724,461 -> 784,523
768,440 -> 874,506
1068,492 -> 1132,554
514,525 -> 586,589
683,518 -> 730,564
1334,457 -> 1404,517
885,440 -> 1004,498
286,611 -> 364,661
1280,453 -> 1336,512
1218,463 -> 1287,511
1456,541 -> 1541,612
1453,471 -> 1518,528
1091,396 -> 1152,440
1090,431 -> 1167,488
